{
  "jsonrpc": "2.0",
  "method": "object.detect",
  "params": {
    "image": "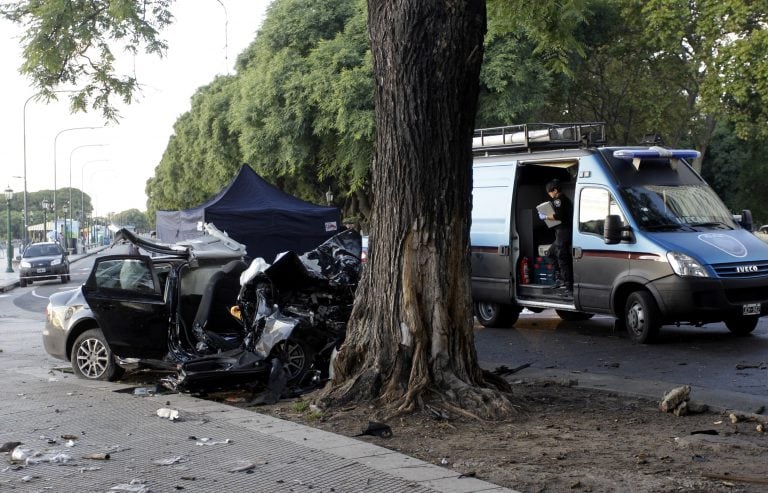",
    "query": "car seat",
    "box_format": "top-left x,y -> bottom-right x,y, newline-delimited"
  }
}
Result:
191,259 -> 249,351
